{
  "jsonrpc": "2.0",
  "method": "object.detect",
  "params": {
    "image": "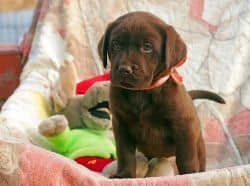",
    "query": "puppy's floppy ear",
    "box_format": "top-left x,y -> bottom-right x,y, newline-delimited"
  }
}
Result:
97,35 -> 106,68
98,23 -> 115,68
98,13 -> 135,68
164,26 -> 187,68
